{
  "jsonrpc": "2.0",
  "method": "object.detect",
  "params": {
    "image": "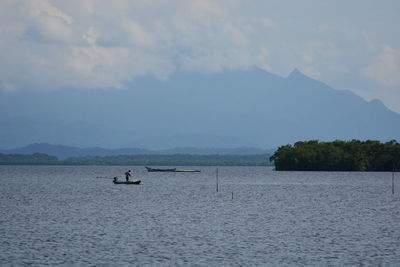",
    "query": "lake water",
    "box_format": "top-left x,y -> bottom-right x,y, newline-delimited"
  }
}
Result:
1,166 -> 400,266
